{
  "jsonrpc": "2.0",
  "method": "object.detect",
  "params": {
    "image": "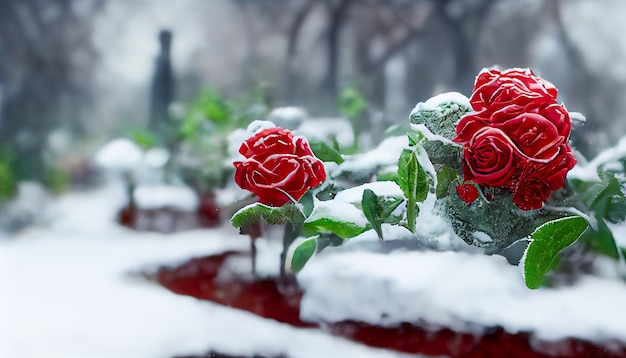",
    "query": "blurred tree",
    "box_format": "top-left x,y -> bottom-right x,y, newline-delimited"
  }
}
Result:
0,0 -> 102,181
